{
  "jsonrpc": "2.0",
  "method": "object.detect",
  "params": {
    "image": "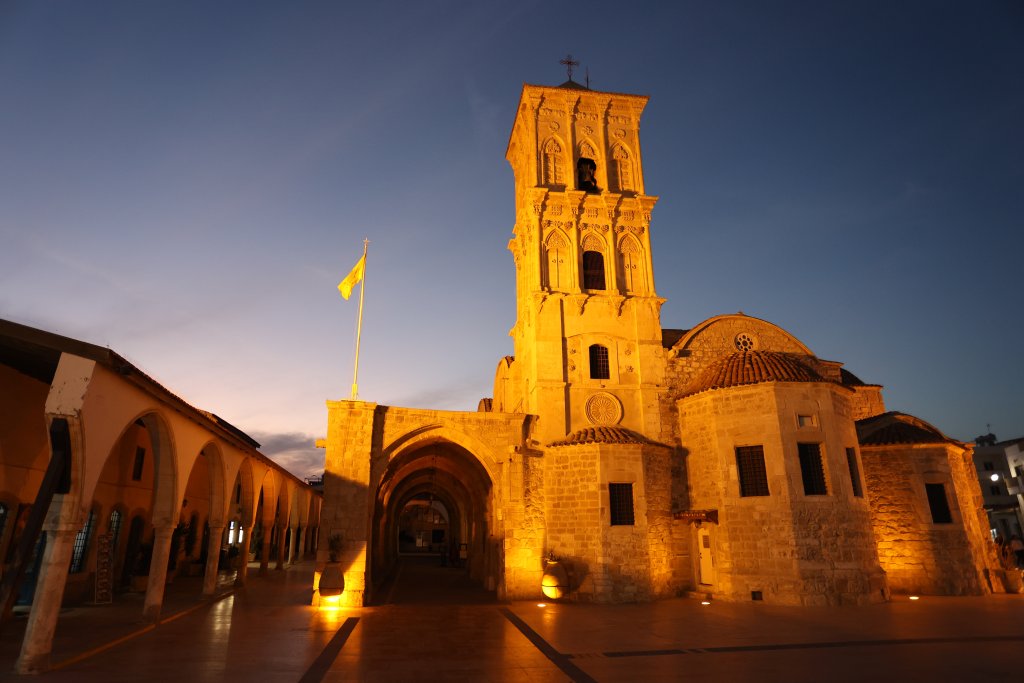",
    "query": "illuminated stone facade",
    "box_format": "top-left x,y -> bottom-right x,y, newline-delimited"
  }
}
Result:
319,81 -> 1000,606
